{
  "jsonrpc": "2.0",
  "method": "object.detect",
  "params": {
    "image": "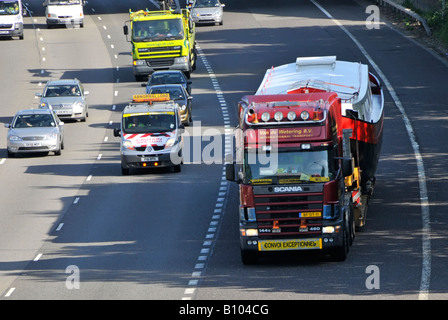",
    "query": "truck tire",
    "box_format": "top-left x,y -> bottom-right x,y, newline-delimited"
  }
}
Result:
330,203 -> 353,261
241,249 -> 258,265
